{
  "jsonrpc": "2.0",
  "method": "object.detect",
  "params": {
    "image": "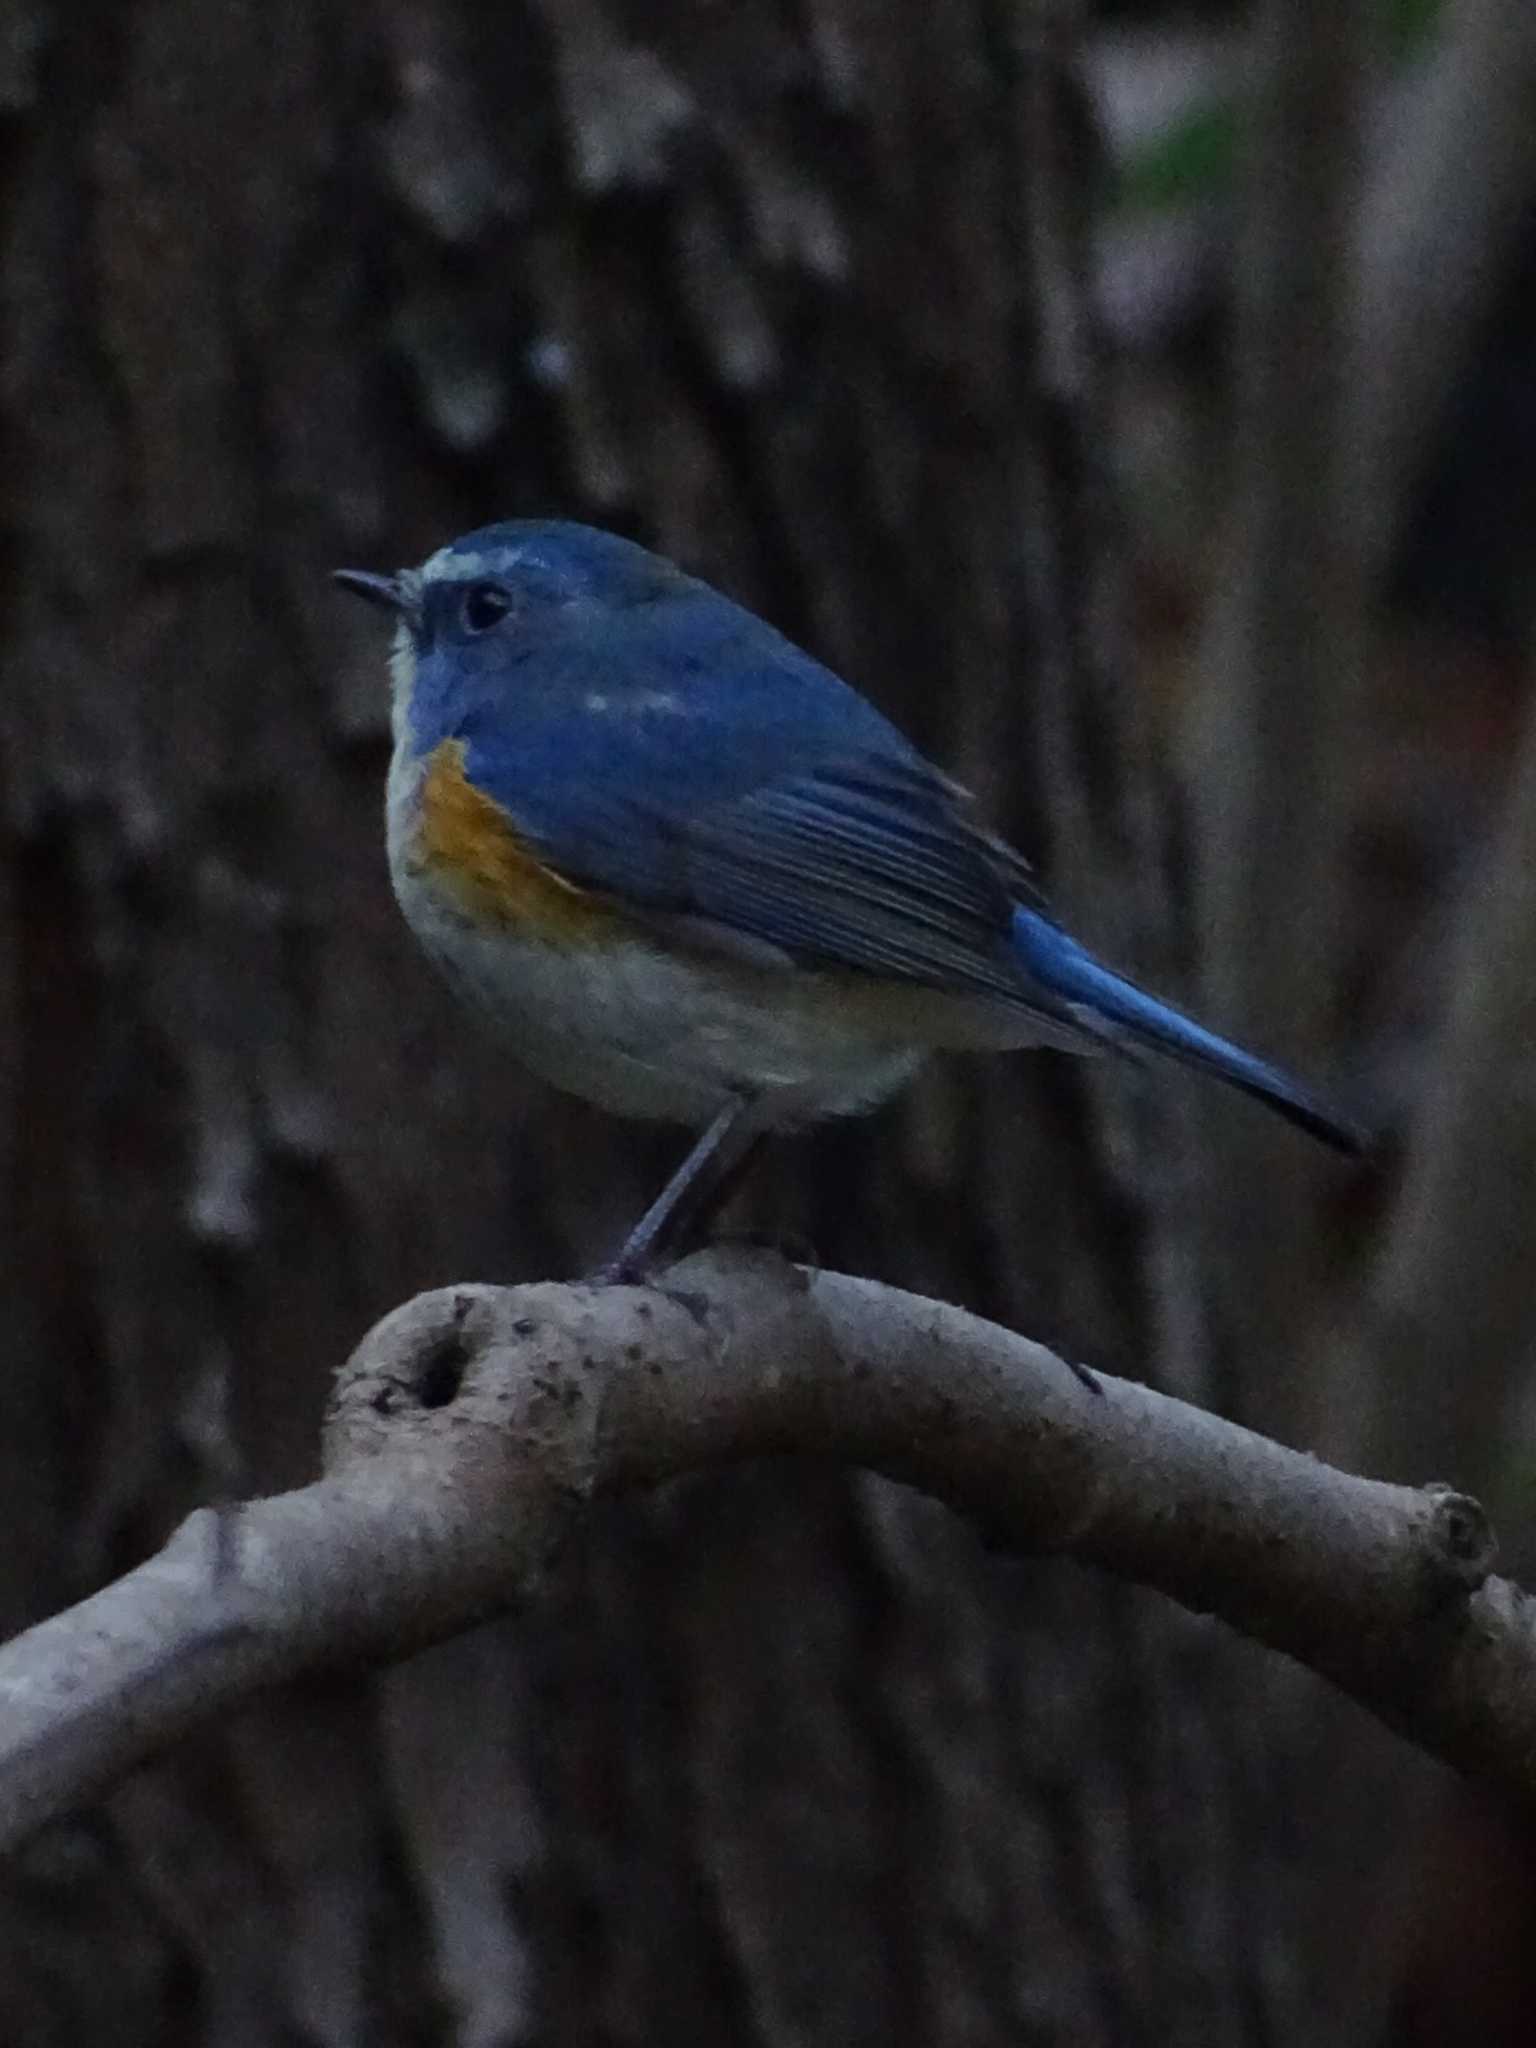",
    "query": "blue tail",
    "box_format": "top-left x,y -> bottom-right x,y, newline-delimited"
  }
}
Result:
1010,908 -> 1367,1154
